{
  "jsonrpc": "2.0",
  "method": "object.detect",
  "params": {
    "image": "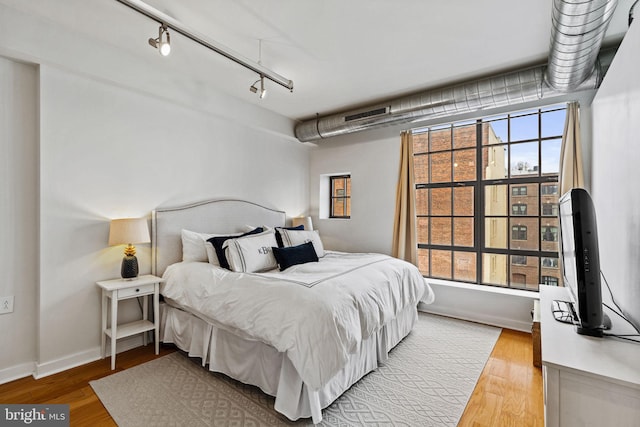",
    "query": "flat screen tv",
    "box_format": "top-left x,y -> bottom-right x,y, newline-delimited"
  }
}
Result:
558,188 -> 609,336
